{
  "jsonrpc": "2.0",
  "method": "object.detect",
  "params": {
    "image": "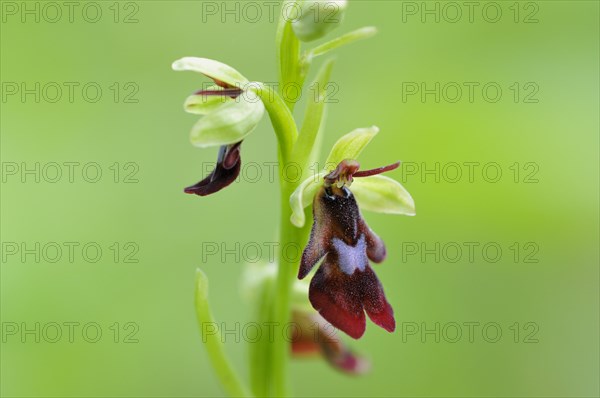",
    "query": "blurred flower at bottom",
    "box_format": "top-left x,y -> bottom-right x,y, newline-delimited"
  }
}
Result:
291,310 -> 370,375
